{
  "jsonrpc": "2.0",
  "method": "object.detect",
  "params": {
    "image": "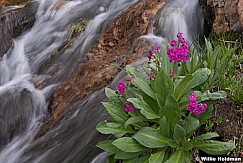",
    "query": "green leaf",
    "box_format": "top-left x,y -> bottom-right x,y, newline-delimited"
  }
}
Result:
133,127 -> 170,148
125,117 -> 147,128
112,137 -> 147,153
156,93 -> 165,110
114,151 -> 143,160
206,91 -> 227,100
161,95 -> 180,130
141,93 -> 160,114
154,68 -> 173,104
105,87 -> 119,102
191,140 -> 235,155
174,74 -> 193,101
191,132 -> 220,141
160,47 -> 172,75
190,68 -> 211,88
124,155 -> 150,163
159,116 -> 171,138
173,124 -> 186,142
133,78 -> 156,99
168,140 -> 179,148
181,116 -> 199,138
96,122 -> 134,137
126,65 -> 146,82
165,149 -> 192,163
102,102 -> 128,123
149,148 -> 167,163
194,90 -> 227,102
181,141 -> 193,151
128,98 -> 159,119
96,140 -> 119,155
